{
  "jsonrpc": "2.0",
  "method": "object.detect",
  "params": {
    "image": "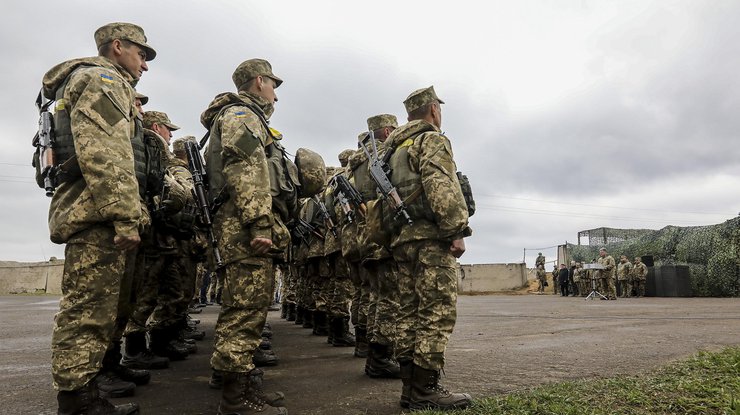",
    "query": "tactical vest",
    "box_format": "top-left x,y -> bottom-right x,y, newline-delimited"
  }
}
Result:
351,156 -> 376,202
266,140 -> 300,223
387,136 -> 435,225
130,118 -> 148,200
